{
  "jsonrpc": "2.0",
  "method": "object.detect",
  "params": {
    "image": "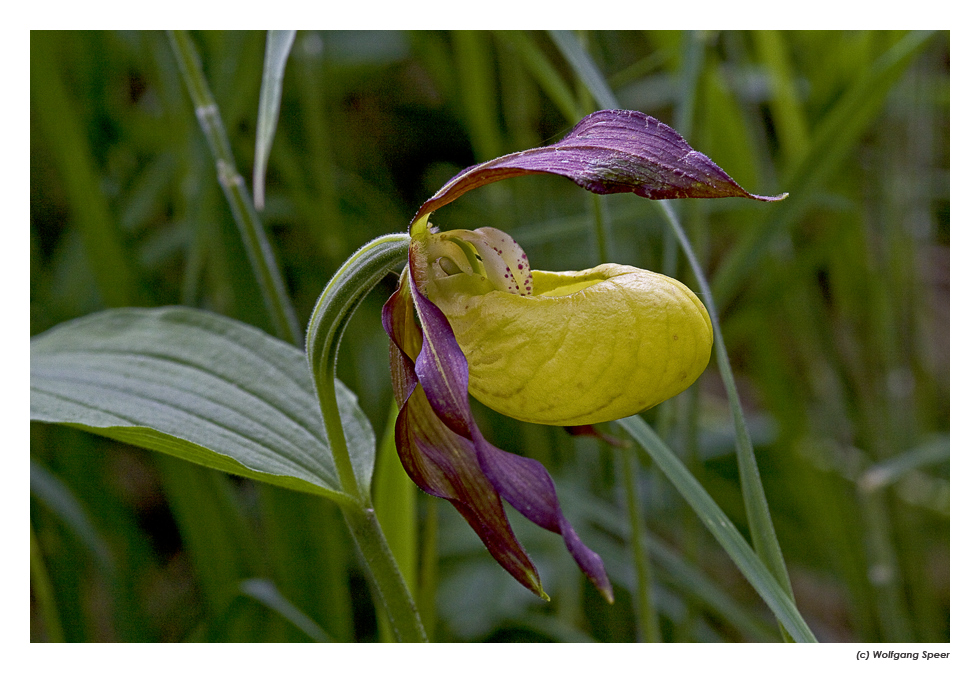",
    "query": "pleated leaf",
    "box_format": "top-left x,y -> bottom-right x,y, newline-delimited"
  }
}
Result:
30,307 -> 374,503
